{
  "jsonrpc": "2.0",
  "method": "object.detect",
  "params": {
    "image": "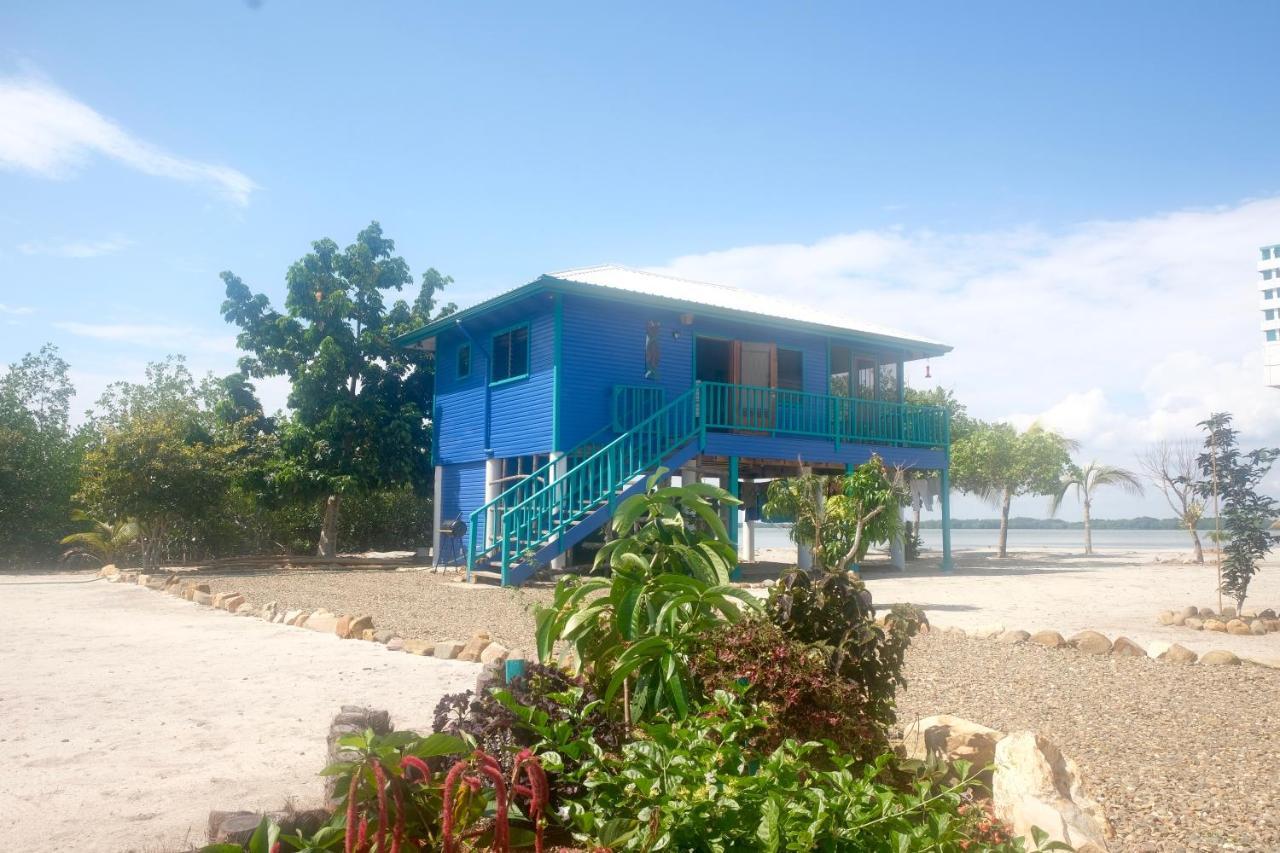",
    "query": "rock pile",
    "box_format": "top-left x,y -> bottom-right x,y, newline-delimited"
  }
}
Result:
1157,605 -> 1280,635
